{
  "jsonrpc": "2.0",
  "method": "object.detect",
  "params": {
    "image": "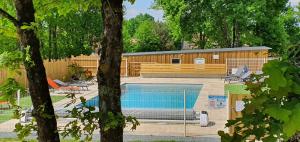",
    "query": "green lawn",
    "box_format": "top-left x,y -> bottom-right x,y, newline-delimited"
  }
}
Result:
224,84 -> 250,95
0,96 -> 65,123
